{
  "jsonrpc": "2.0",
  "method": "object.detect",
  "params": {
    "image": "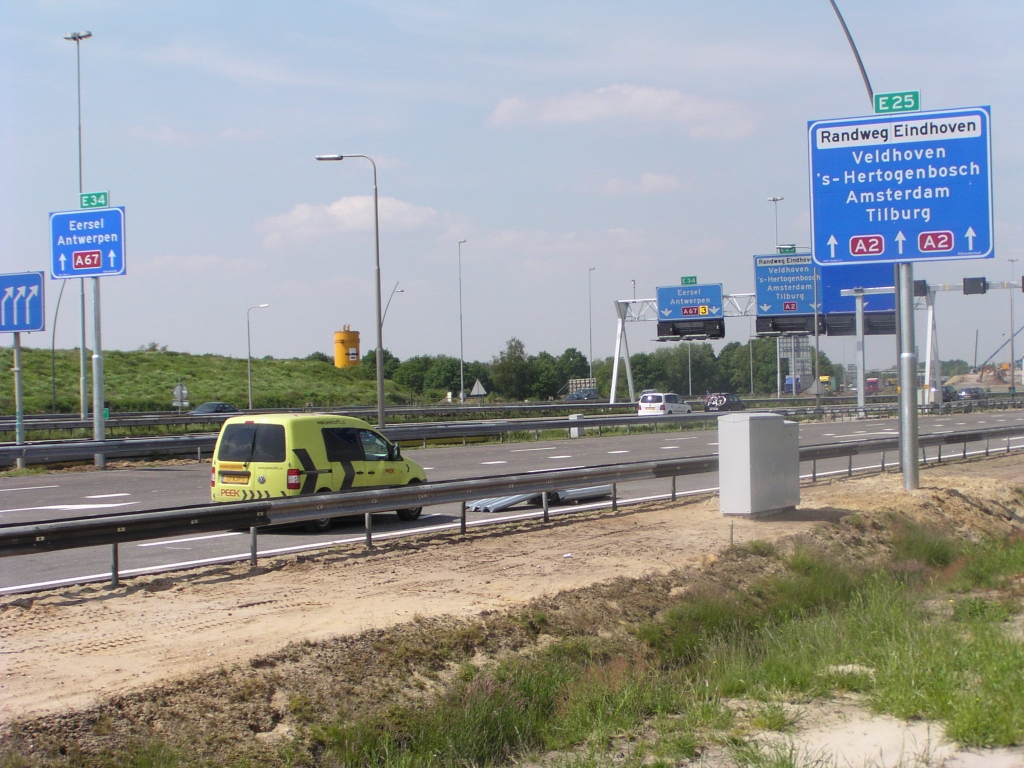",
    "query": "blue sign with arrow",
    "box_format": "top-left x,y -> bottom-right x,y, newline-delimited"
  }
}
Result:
50,207 -> 126,279
0,272 -> 45,333
820,262 -> 896,314
808,106 -> 993,266
754,254 -> 818,316
657,284 -> 723,320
